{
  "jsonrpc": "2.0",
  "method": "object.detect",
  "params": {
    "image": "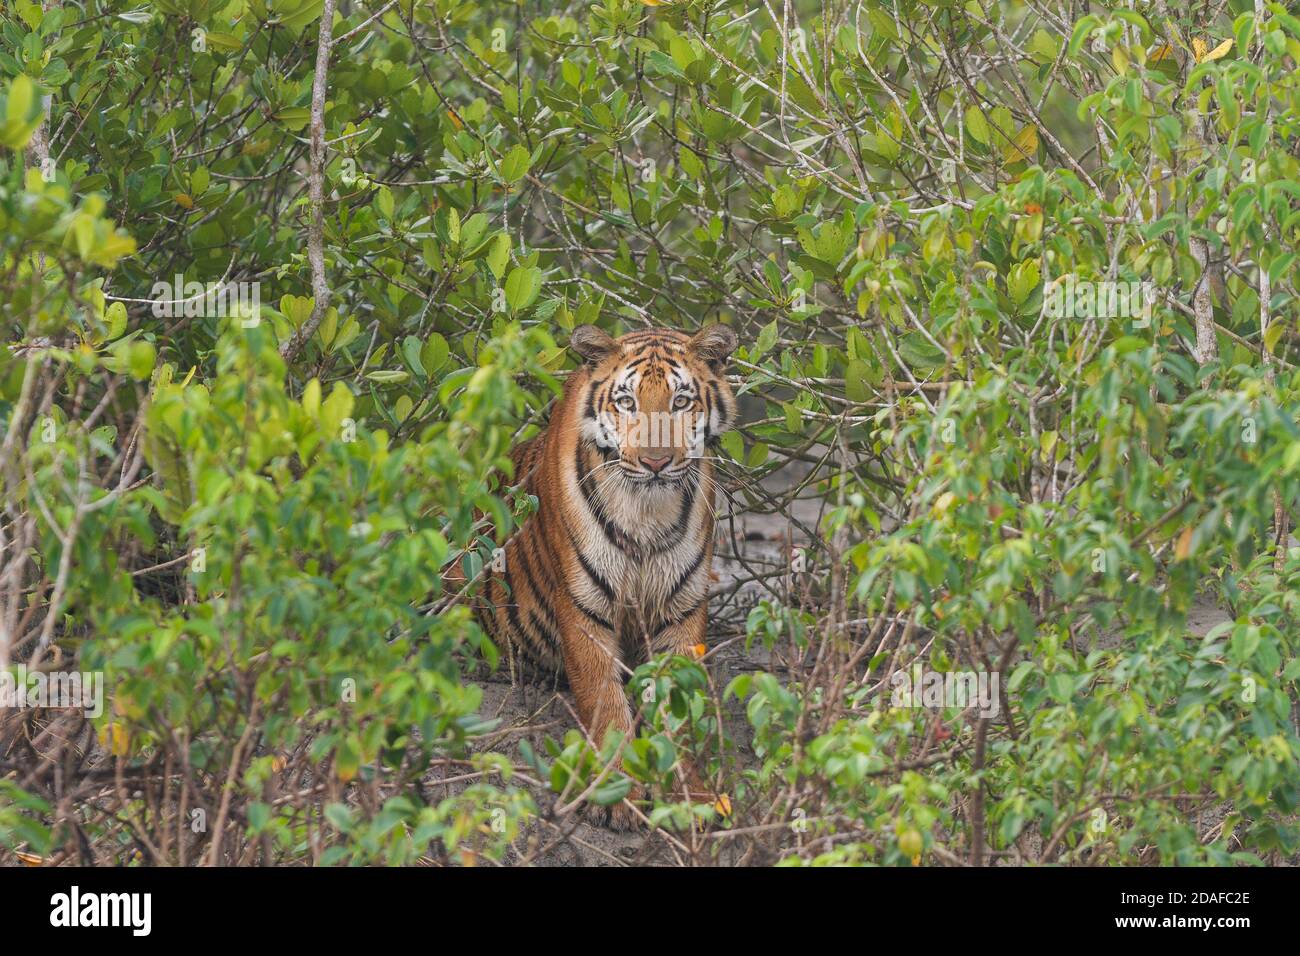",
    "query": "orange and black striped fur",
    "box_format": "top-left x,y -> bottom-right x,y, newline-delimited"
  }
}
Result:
478,324 -> 737,827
